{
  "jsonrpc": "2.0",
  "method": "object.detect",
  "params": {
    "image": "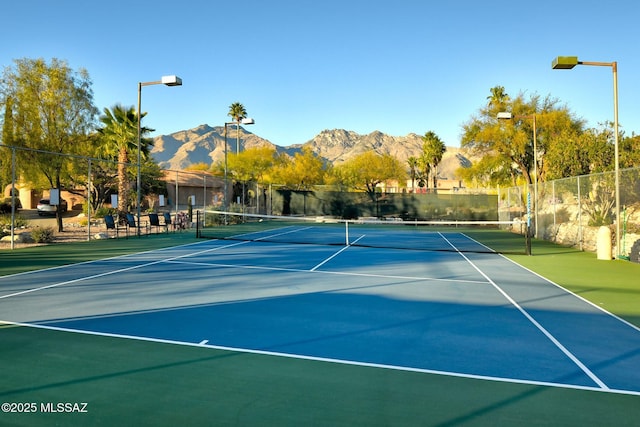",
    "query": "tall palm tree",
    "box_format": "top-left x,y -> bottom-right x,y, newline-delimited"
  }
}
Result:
421,131 -> 446,192
97,104 -> 153,214
407,156 -> 418,193
416,155 -> 430,191
228,102 -> 247,154
486,85 -> 510,110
